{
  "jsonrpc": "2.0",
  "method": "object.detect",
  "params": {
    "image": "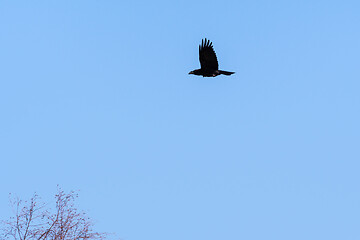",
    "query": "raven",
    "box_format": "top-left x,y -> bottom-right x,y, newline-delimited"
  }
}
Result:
189,38 -> 235,77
